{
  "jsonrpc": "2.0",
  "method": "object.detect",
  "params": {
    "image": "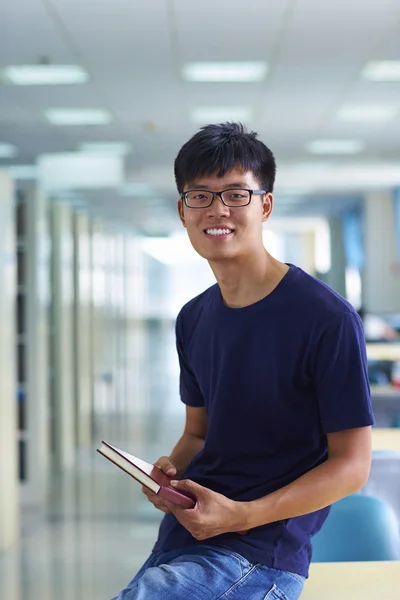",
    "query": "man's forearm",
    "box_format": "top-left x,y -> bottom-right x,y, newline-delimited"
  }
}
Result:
169,432 -> 205,475
240,457 -> 370,530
